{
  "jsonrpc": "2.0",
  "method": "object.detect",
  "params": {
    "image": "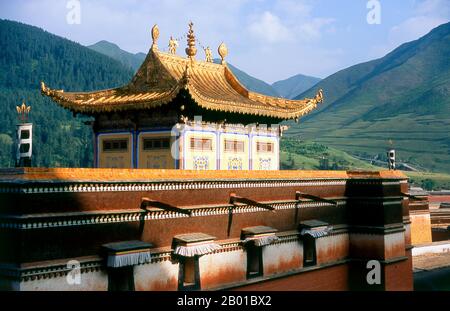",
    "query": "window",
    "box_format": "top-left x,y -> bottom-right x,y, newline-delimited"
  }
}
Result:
256,142 -> 274,153
246,243 -> 263,279
108,266 -> 135,291
19,143 -> 30,153
178,256 -> 200,290
20,130 -> 30,139
143,138 -> 170,150
103,139 -> 128,152
303,236 -> 317,267
190,137 -> 212,151
224,140 -> 245,152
